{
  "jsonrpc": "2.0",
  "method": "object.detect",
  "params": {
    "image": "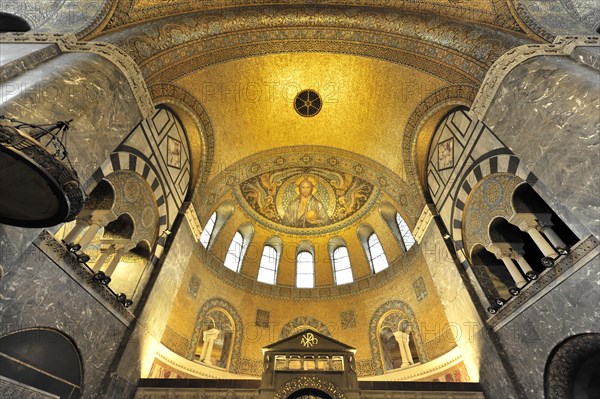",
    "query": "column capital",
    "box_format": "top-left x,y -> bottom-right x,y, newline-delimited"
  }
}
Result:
509,213 -> 539,232
487,242 -> 513,259
536,213 -> 554,229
